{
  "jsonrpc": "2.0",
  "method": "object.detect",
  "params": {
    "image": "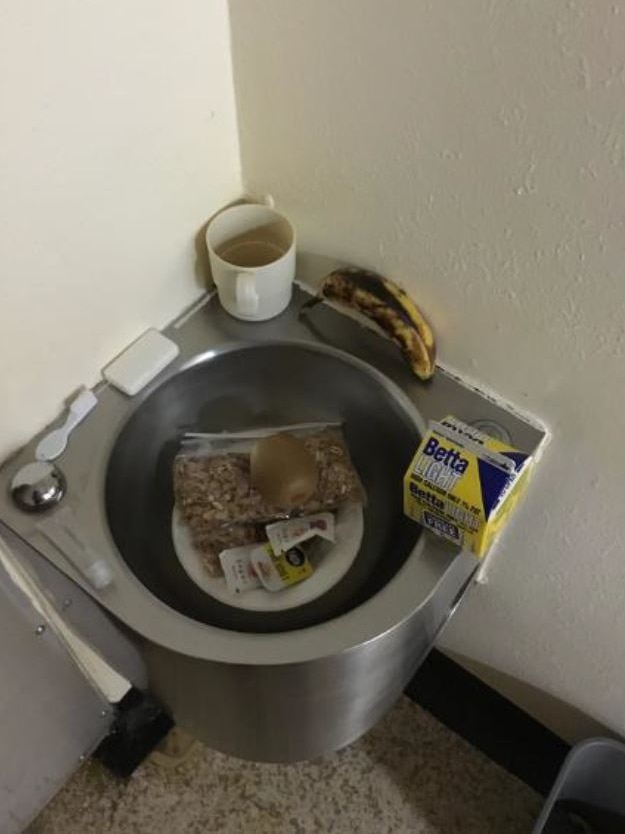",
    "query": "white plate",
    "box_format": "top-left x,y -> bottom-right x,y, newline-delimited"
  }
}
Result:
171,504 -> 364,612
